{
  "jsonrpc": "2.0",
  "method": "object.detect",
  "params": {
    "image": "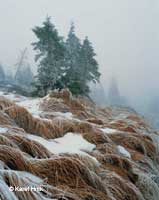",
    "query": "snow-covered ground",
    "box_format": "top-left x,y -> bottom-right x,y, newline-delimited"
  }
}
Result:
28,132 -> 95,155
